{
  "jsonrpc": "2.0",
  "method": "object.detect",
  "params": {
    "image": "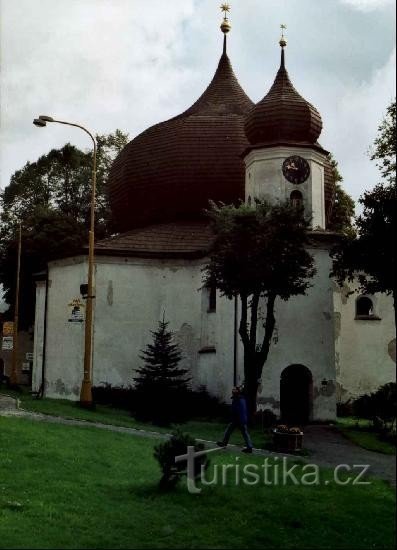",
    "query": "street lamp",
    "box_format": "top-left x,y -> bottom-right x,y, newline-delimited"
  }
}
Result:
33,115 -> 97,407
